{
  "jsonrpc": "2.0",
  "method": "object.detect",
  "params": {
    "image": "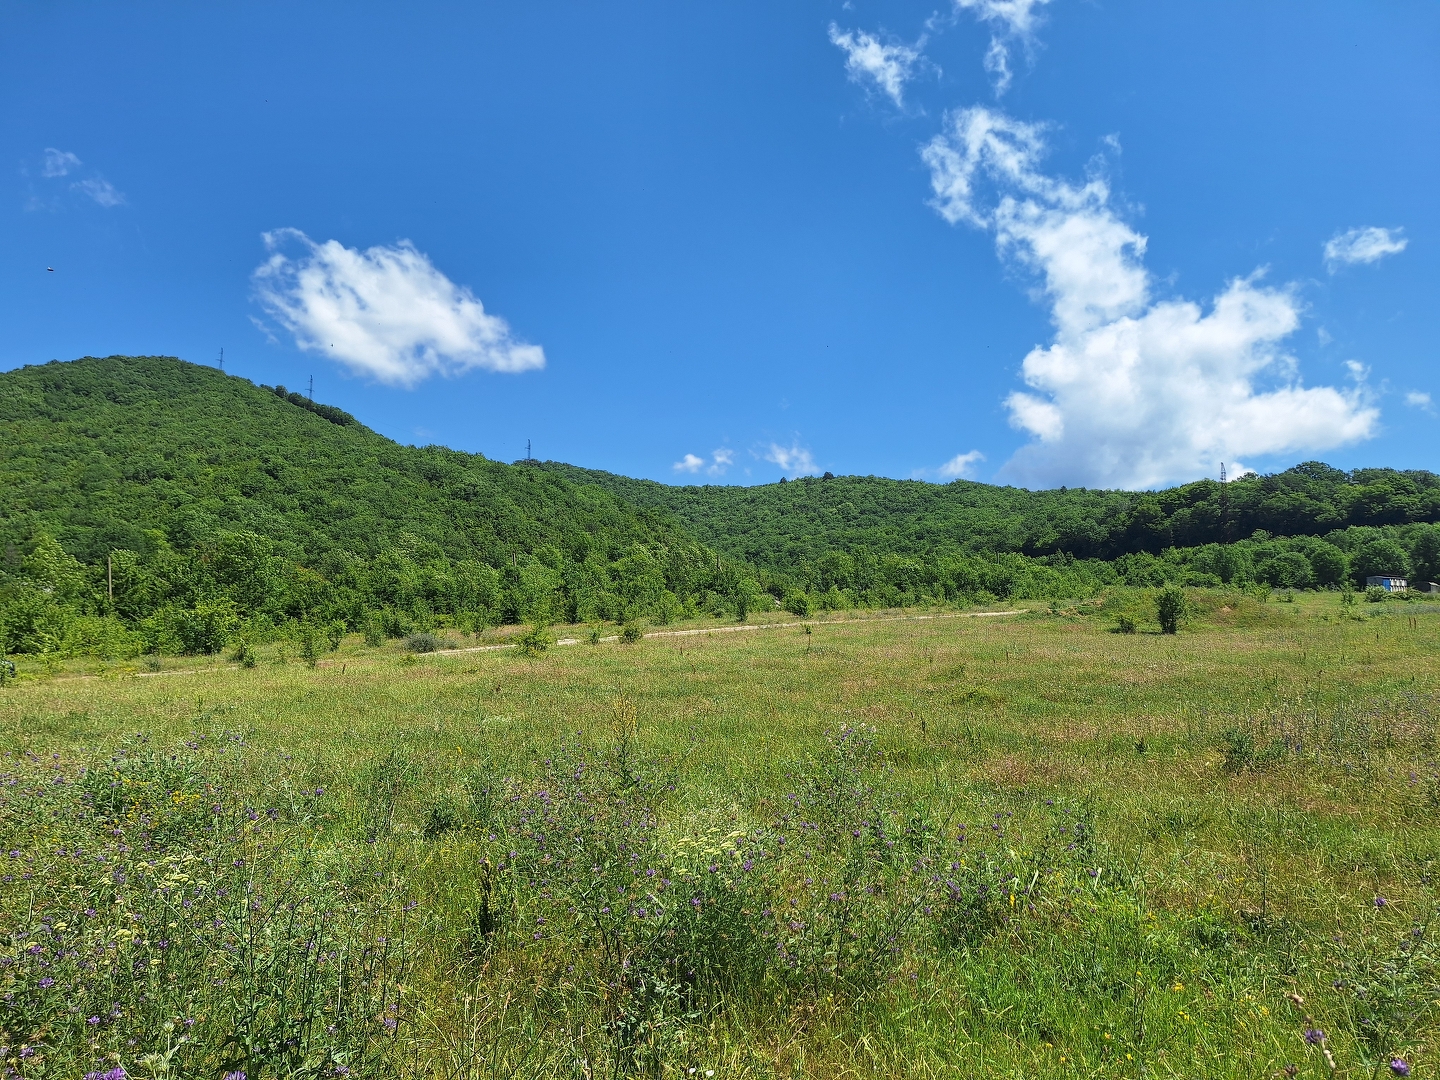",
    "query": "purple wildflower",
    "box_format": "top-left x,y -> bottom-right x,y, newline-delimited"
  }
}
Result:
1375,896 -> 1388,908
1390,1060 -> 1410,1077
1304,1028 -> 1325,1046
